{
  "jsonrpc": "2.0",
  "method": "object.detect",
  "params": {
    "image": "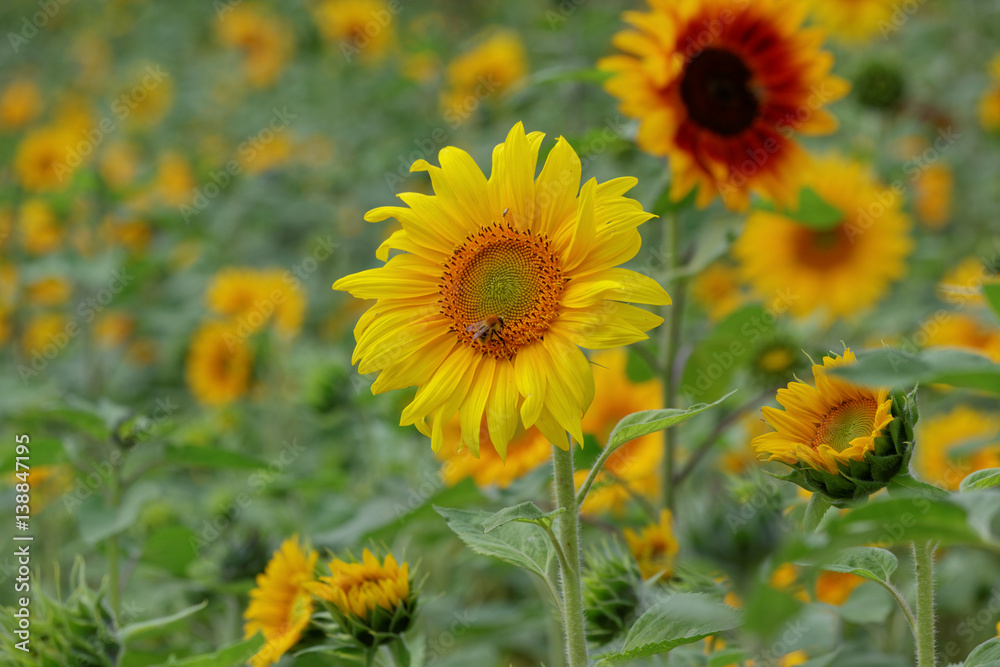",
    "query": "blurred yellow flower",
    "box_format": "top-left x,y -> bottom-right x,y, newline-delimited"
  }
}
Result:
18,199 -> 62,255
7,464 -> 74,513
691,262 -> 745,321
308,548 -> 411,622
624,509 -> 679,581
915,406 -> 1000,490
401,51 -> 440,84
185,321 -> 253,406
25,276 -> 72,307
243,537 -> 318,667
116,65 -> 174,127
239,133 -> 292,175
15,126 -> 78,192
441,30 -> 526,124
103,217 -> 152,254
22,313 -> 70,357
261,269 -> 305,337
217,3 -> 293,87
155,151 -> 196,207
0,78 -> 43,130
914,163 -> 953,229
816,570 -> 865,605
207,267 -> 305,338
806,0 -> 897,43
313,0 -> 395,61
599,0 -> 847,210
779,651 -> 810,667
923,313 -> 1000,362
734,156 -> 912,320
95,312 -> 135,348
980,54 -> 1000,132
938,257 -> 998,308
98,141 -> 140,190
437,423 -> 551,489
